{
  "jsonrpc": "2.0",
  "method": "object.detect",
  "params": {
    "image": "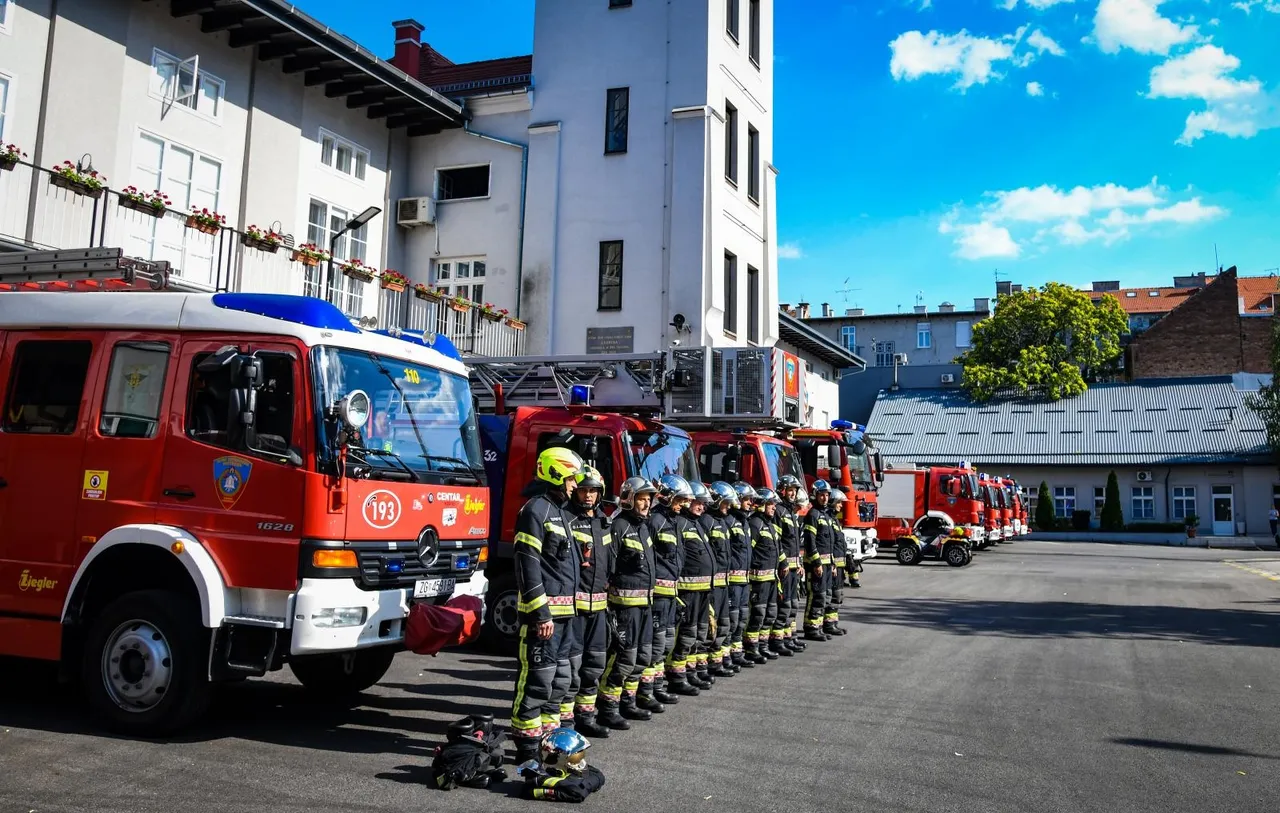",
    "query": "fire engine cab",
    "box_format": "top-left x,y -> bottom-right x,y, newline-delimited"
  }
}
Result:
0,252 -> 489,735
